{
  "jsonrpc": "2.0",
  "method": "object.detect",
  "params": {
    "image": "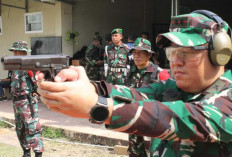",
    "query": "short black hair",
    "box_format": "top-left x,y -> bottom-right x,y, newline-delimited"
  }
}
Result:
141,32 -> 150,39
127,35 -> 137,41
105,33 -> 112,42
